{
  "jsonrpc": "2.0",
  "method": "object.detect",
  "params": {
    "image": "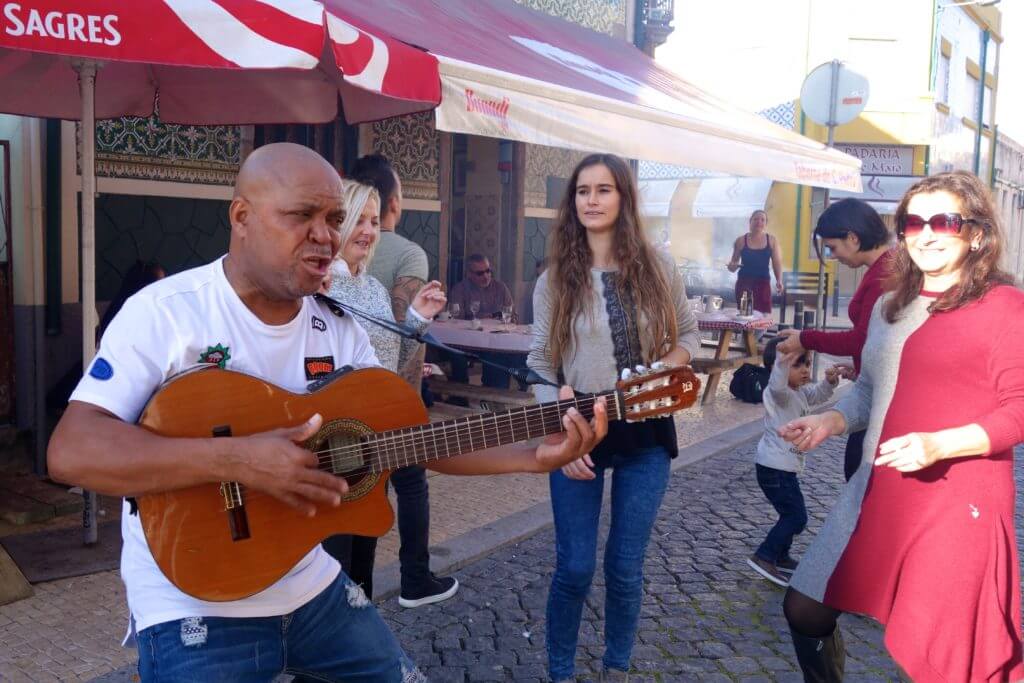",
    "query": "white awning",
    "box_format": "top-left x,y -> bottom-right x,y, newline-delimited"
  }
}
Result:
692,177 -> 773,218
338,0 -> 864,192
639,179 -> 681,217
829,175 -> 920,214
